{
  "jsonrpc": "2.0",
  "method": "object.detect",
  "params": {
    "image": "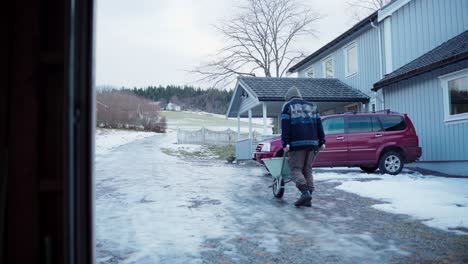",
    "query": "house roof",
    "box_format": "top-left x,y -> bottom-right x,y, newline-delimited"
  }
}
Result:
239,77 -> 369,102
373,30 -> 468,90
287,11 -> 378,73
